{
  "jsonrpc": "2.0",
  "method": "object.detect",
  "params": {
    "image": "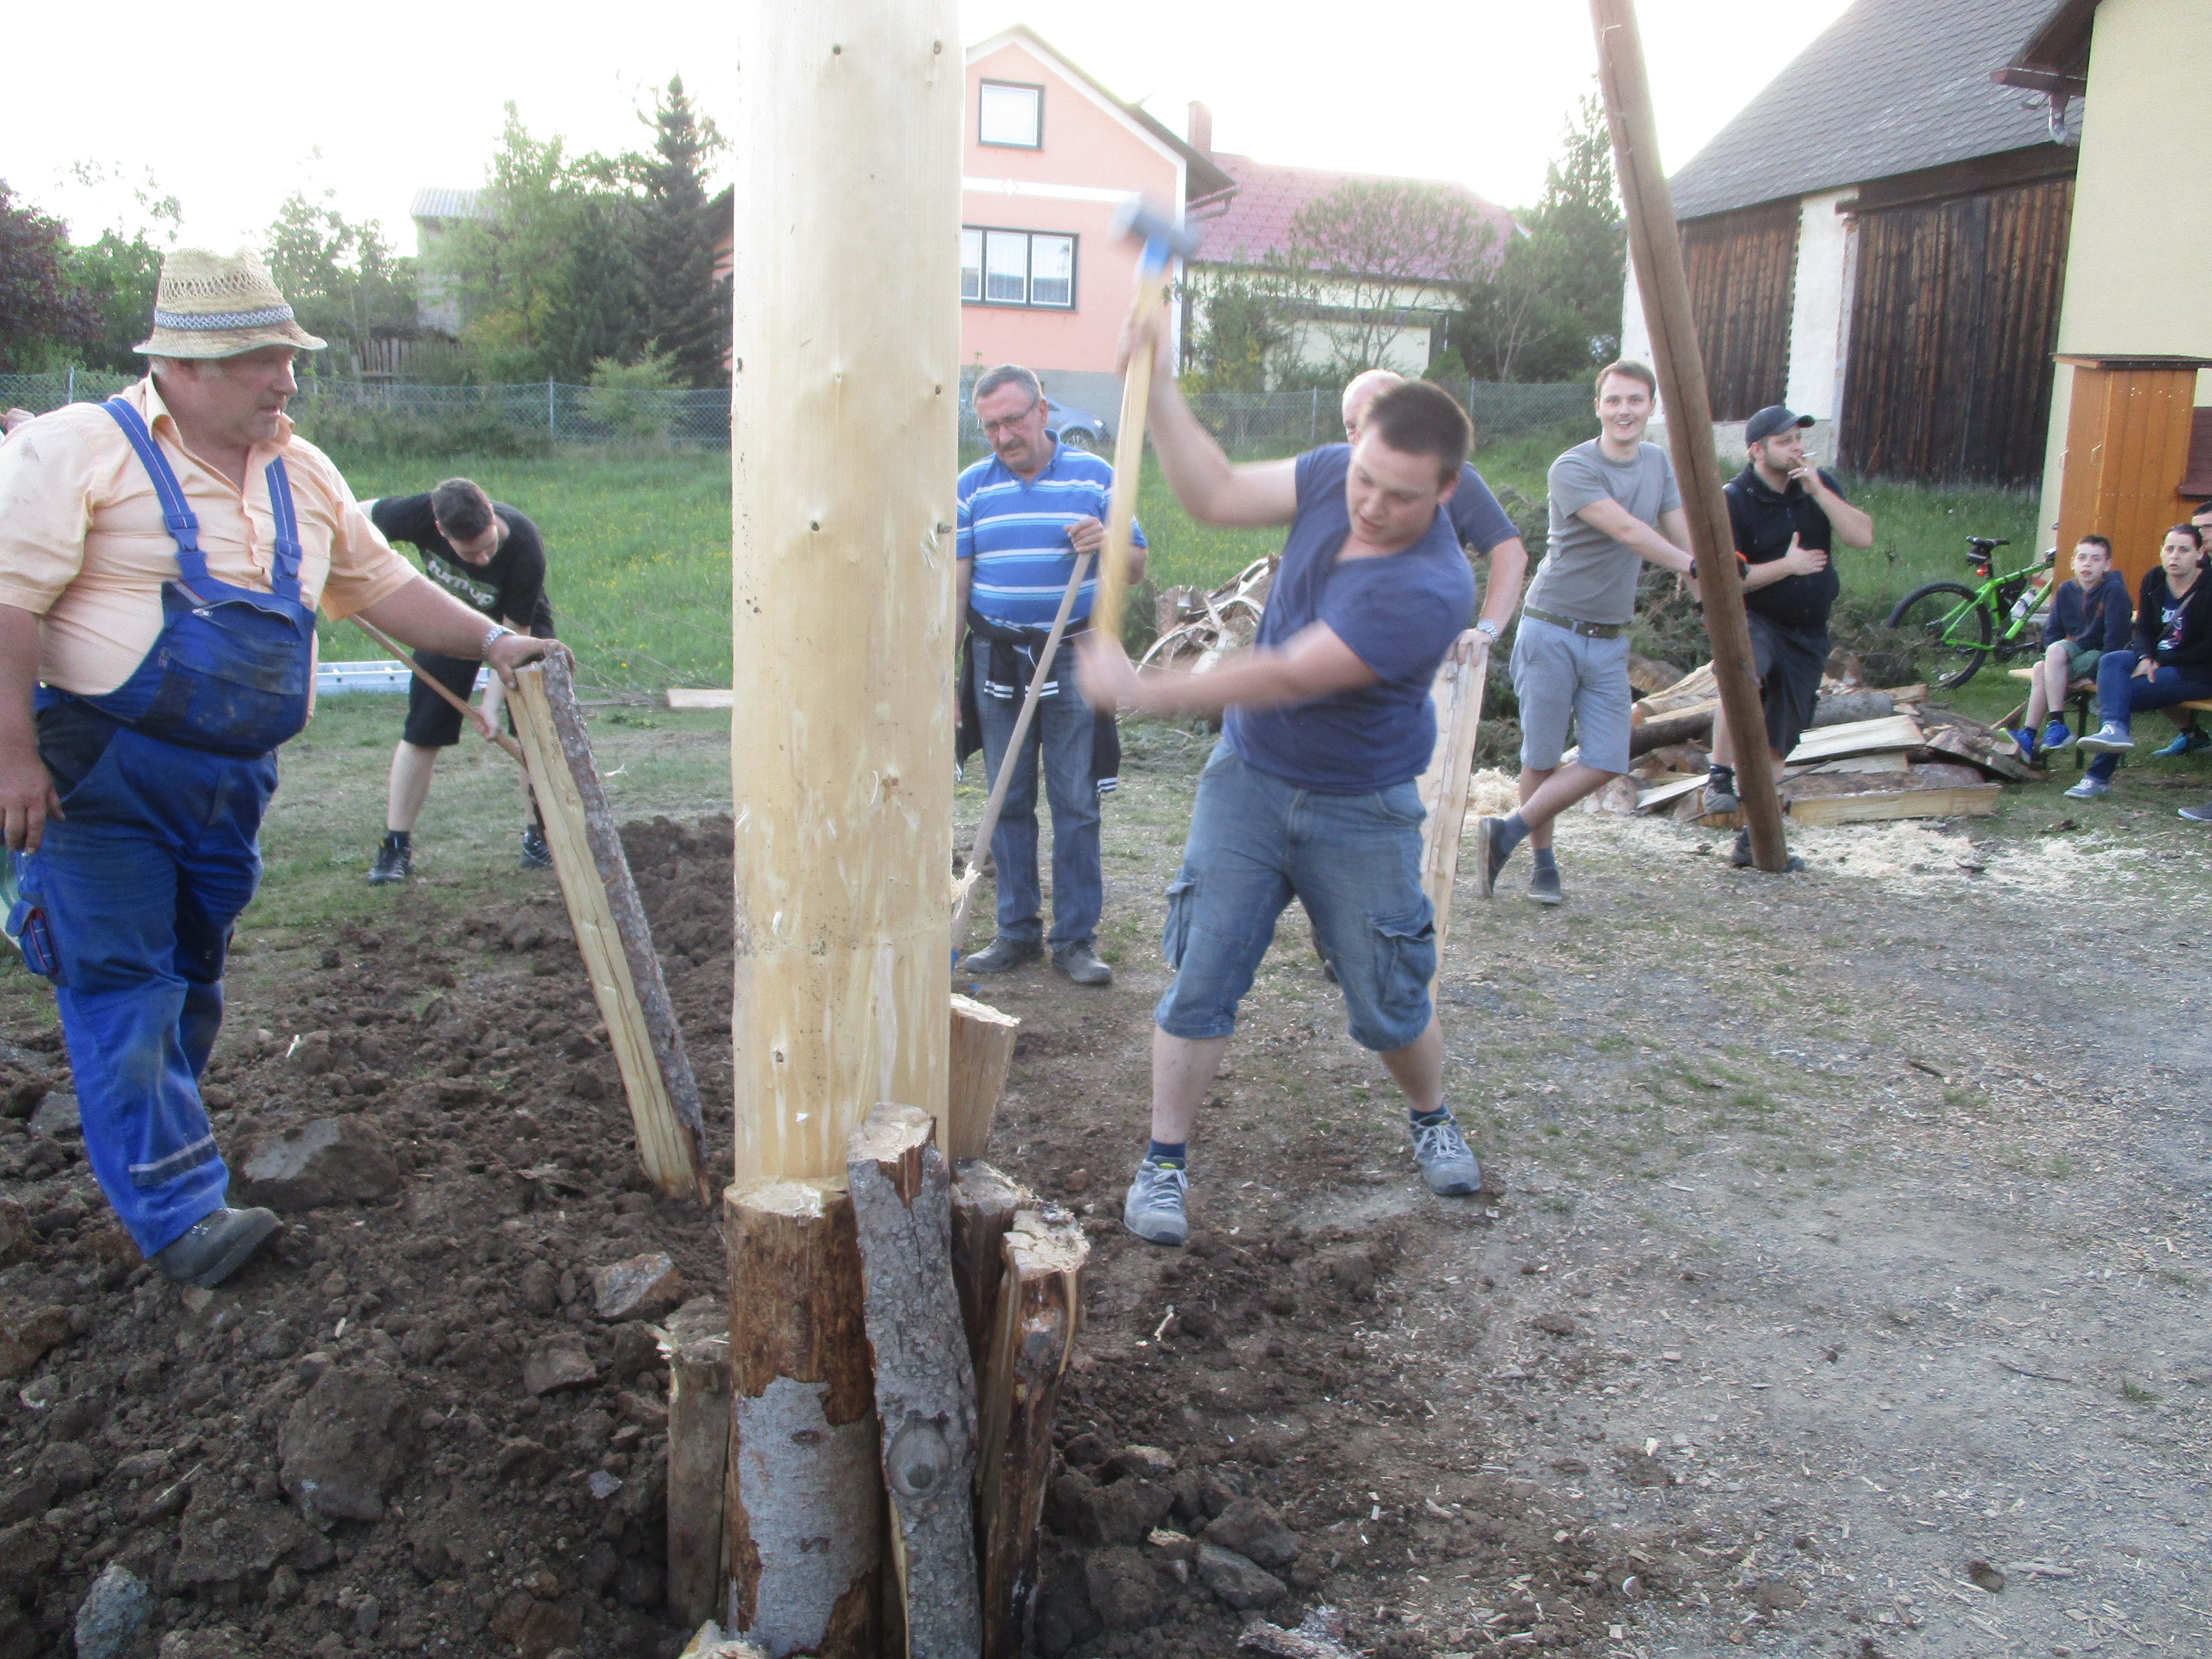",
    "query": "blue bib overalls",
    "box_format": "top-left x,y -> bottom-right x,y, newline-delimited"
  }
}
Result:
9,400 -> 316,1255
